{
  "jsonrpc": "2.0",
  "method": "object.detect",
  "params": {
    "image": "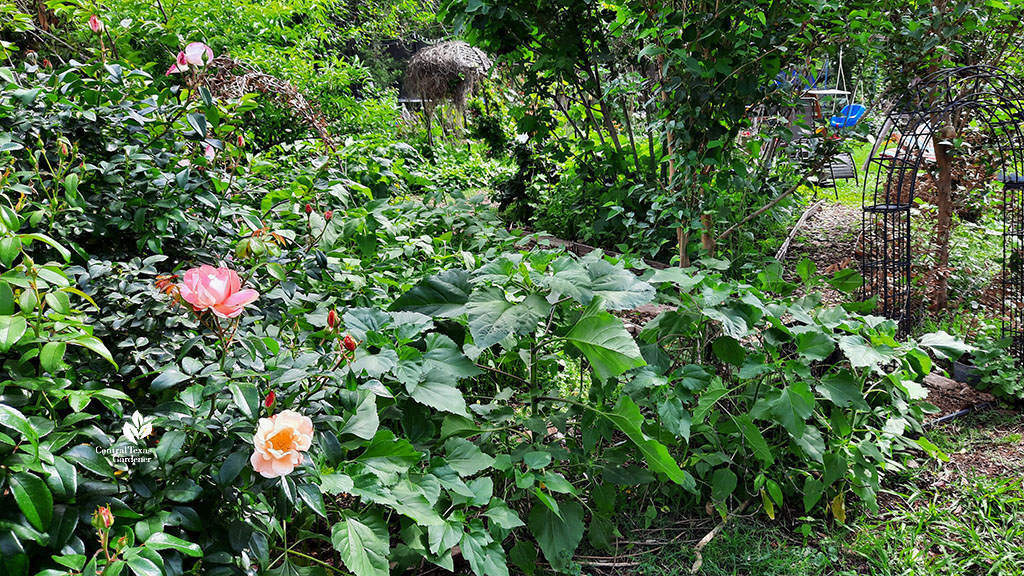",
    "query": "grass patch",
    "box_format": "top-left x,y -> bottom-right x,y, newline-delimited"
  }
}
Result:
628,520 -> 843,576
848,476 -> 1024,575
925,410 -> 1023,454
